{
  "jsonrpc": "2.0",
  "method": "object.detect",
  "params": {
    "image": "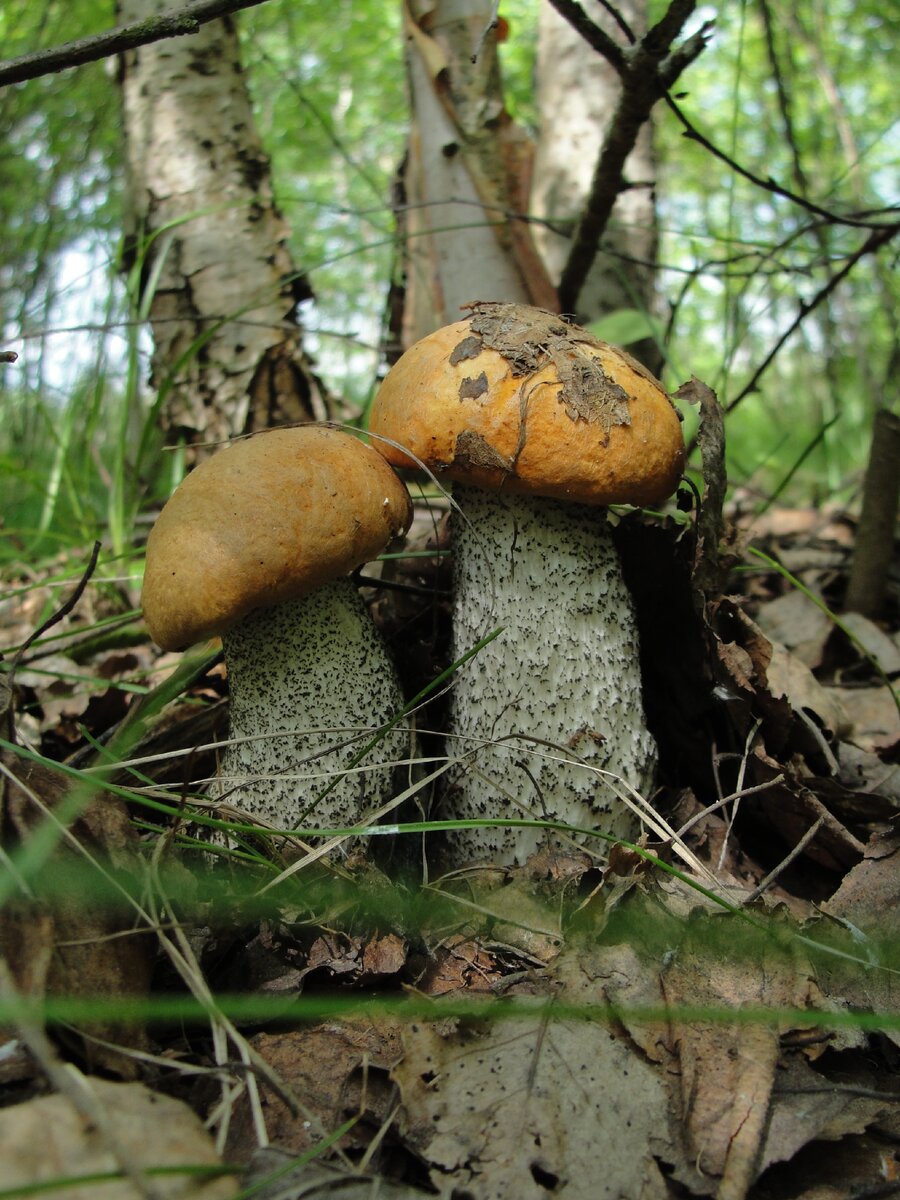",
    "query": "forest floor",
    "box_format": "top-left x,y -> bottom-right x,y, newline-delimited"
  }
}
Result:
0,493 -> 898,1200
